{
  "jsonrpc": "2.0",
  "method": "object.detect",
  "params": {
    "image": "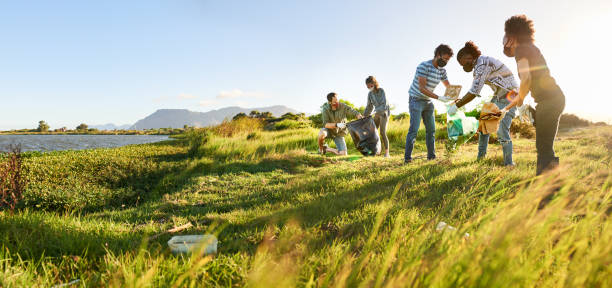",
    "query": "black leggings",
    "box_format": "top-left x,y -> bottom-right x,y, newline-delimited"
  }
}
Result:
535,94 -> 565,175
